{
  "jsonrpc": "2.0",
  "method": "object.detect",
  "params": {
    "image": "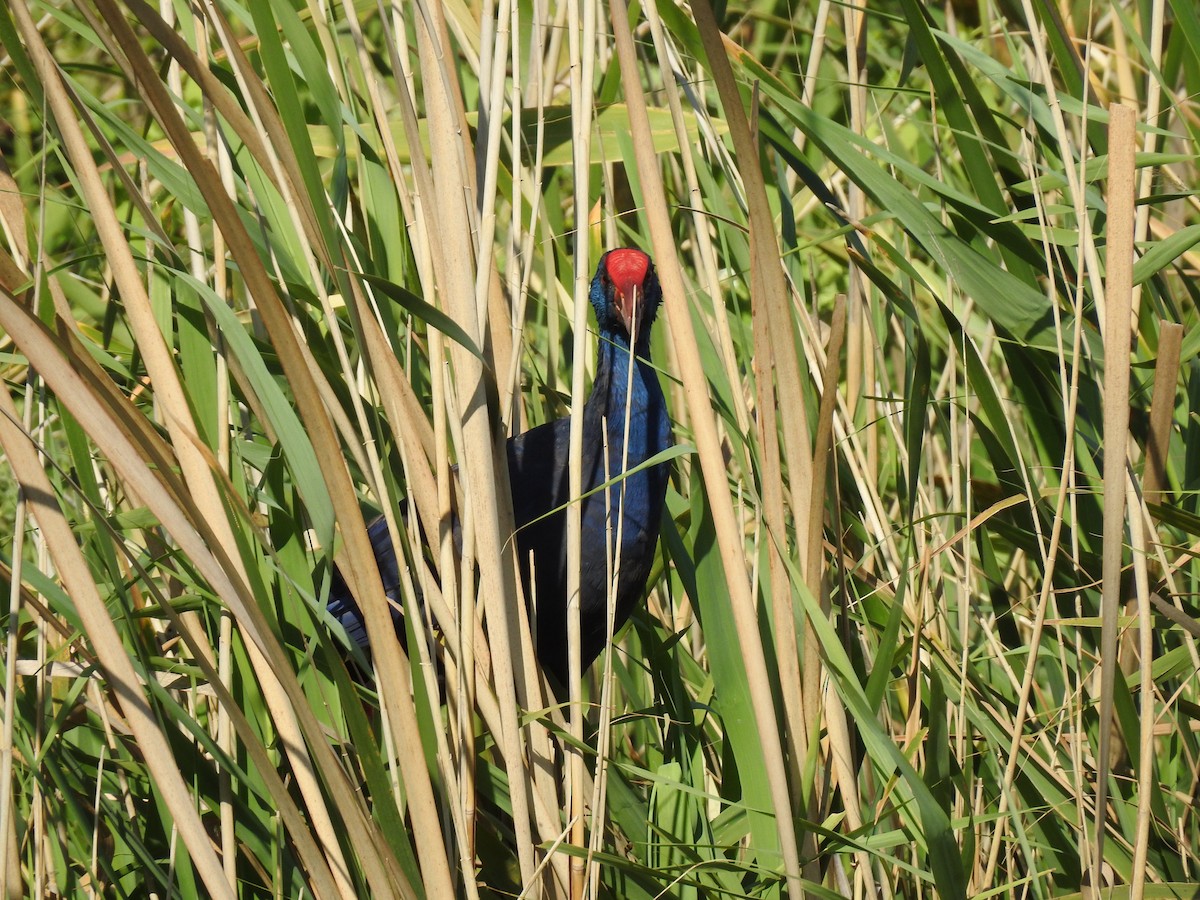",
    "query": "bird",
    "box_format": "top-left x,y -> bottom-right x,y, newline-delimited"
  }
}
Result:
325,248 -> 672,692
